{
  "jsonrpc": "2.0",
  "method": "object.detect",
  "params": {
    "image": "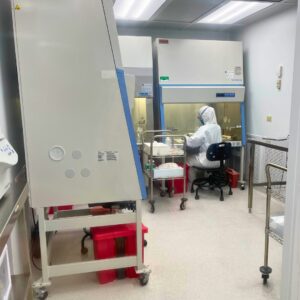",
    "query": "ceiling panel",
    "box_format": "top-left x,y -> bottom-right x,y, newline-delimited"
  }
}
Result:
116,0 -> 297,31
154,0 -> 225,23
